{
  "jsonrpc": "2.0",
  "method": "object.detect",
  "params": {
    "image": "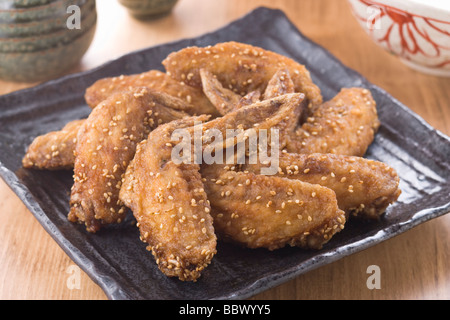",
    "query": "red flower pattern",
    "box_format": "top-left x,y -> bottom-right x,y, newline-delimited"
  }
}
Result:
350,0 -> 450,69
